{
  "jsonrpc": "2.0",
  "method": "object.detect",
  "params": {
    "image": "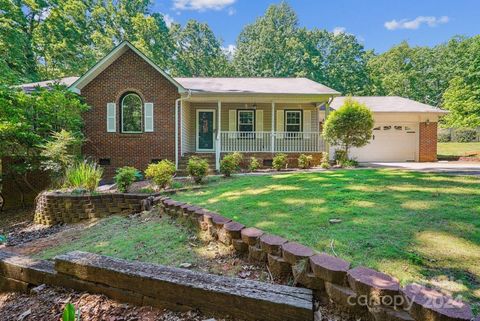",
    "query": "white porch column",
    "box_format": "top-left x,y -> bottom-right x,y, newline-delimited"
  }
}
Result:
215,100 -> 222,171
271,101 -> 275,153
324,101 -> 331,157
